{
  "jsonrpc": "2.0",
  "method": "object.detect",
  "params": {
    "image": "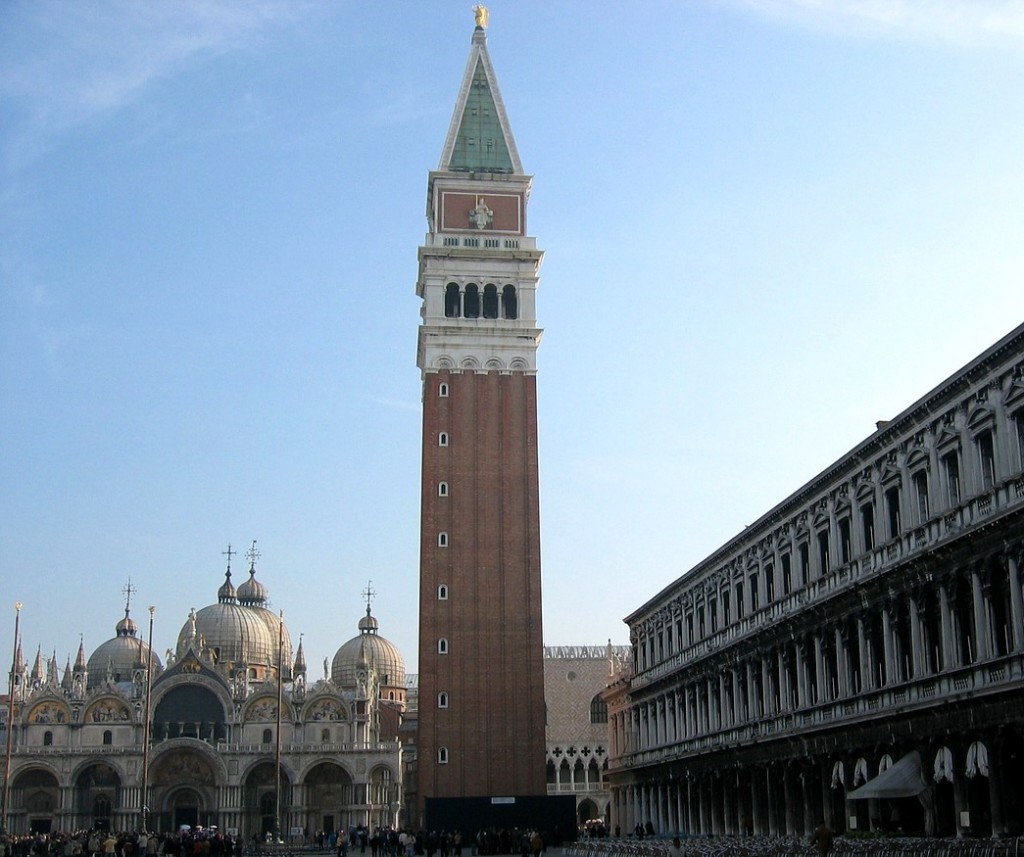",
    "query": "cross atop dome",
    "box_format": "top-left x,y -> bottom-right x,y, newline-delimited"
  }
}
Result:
362,580 -> 376,616
246,539 -> 260,572
122,578 -> 136,614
